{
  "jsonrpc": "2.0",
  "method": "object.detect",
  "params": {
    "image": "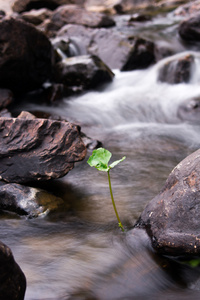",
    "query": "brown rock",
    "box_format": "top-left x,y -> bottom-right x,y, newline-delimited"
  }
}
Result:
137,148 -> 200,256
48,4 -> 115,32
0,241 -> 26,300
0,116 -> 86,183
0,18 -> 53,94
